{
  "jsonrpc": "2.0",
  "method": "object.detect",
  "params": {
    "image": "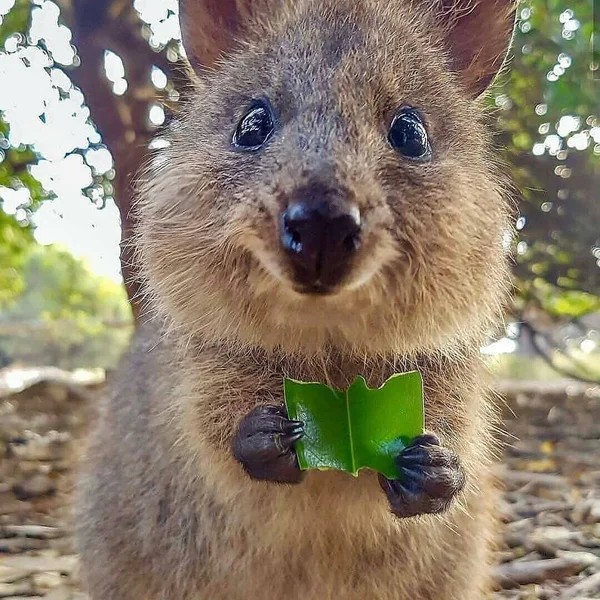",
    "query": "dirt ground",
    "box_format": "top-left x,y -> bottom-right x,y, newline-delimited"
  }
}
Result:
0,369 -> 599,599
